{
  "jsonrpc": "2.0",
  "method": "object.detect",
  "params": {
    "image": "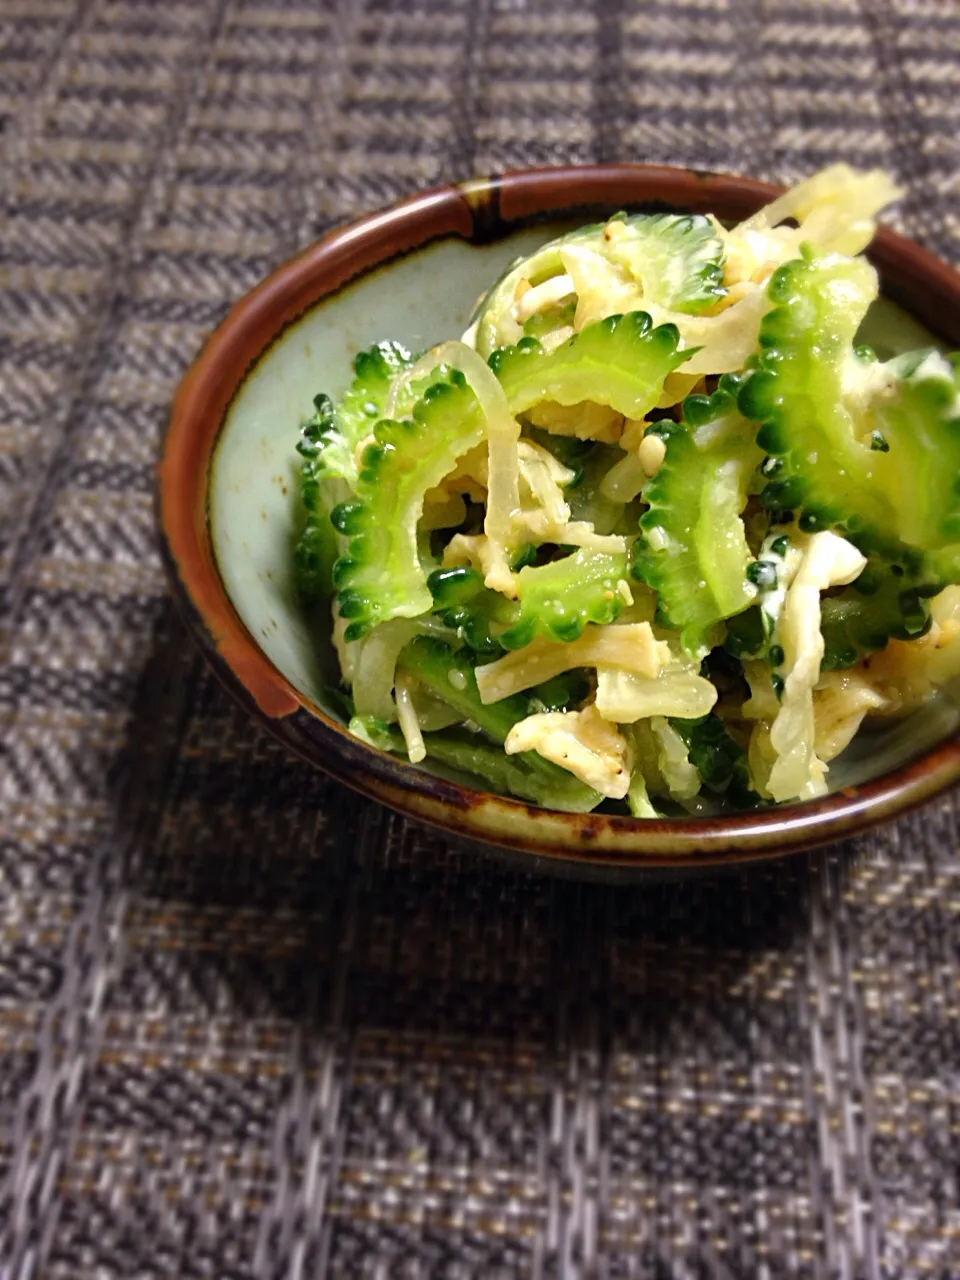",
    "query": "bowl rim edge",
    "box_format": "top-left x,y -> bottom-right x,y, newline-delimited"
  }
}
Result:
157,161 -> 960,868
